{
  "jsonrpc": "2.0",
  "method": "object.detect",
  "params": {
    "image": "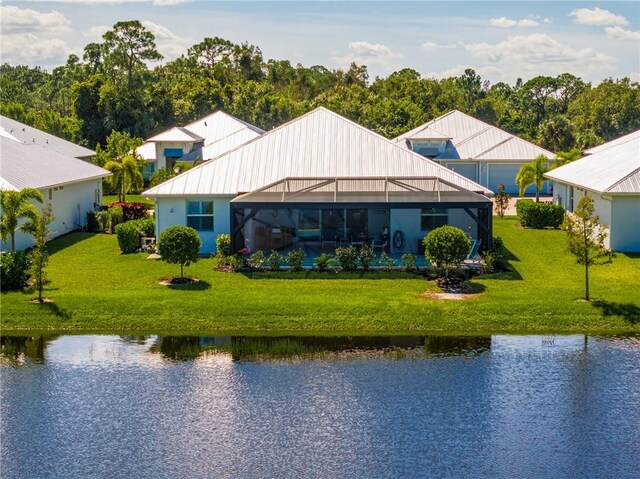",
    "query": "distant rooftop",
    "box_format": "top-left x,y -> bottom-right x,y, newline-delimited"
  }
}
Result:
0,115 -> 95,159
